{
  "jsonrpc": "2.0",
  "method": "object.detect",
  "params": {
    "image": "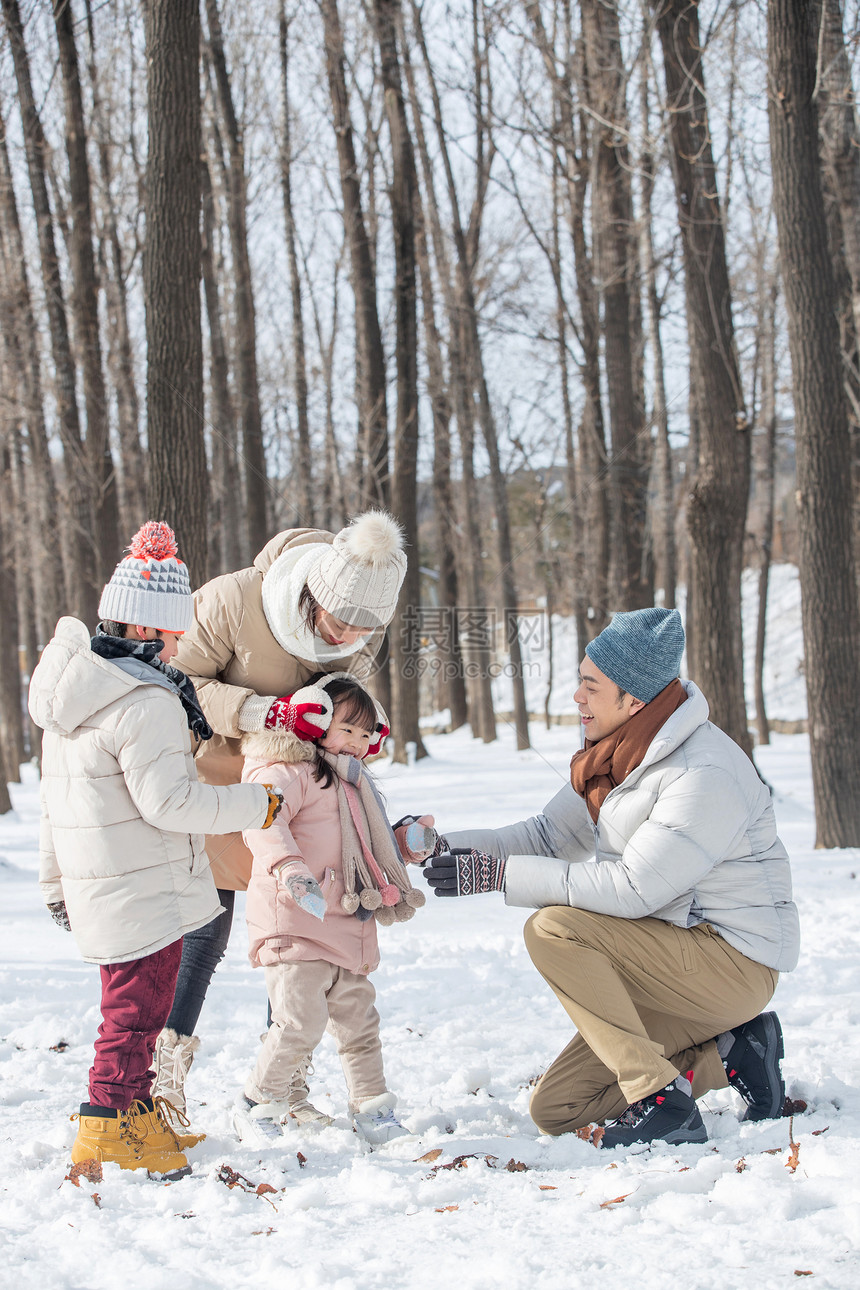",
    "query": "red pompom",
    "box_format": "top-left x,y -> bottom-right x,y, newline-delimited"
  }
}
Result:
127,521 -> 179,562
